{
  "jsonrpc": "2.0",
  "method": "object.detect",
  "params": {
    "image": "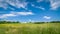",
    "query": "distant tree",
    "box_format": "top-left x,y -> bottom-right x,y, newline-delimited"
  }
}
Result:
0,21 -> 21,24
16,21 -> 20,23
50,21 -> 60,23
27,22 -> 32,24
0,21 -> 6,24
34,22 -> 45,24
